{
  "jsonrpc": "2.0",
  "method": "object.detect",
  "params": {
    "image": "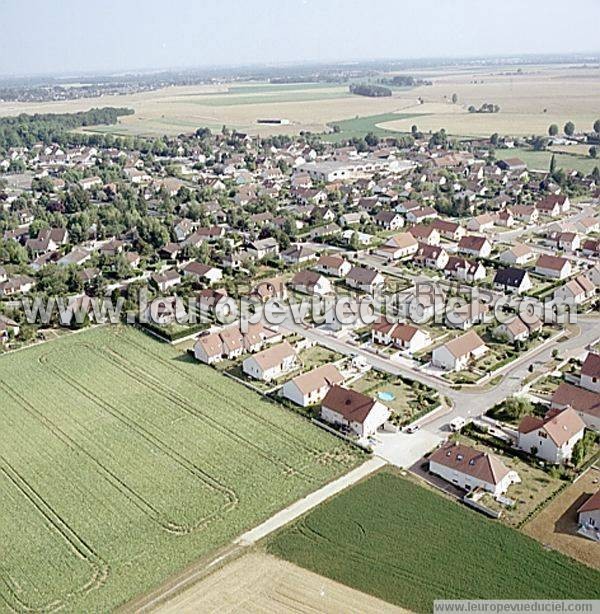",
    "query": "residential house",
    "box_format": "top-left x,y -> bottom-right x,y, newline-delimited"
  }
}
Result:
246,237 -> 280,260
581,353 -> 600,393
493,267 -> 533,294
432,219 -> 465,241
0,275 -> 35,296
374,211 -> 404,230
406,206 -> 438,224
408,225 -> 440,246
535,254 -> 571,279
517,407 -> 585,463
371,320 -> 431,354
551,382 -> 600,432
151,269 -> 181,292
432,330 -> 488,371
553,275 -> 595,304
346,266 -> 385,294
320,385 -> 390,438
458,235 -> 492,258
429,441 -> 520,498
181,261 -> 223,285
281,364 -> 344,407
281,244 -> 317,265
578,490 -> 600,536
314,254 -> 352,278
467,213 -> 495,232
242,341 -> 297,382
375,233 -> 418,260
414,243 -> 449,270
251,276 -> 288,303
289,270 -> 332,296
444,257 -> 486,282
499,243 -> 534,266
445,300 -> 489,330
